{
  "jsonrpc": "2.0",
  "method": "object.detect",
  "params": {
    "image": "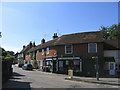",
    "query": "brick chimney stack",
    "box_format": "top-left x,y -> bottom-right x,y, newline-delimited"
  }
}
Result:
29,41 -> 32,48
53,33 -> 58,39
41,38 -> 45,44
23,45 -> 25,49
33,42 -> 36,47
